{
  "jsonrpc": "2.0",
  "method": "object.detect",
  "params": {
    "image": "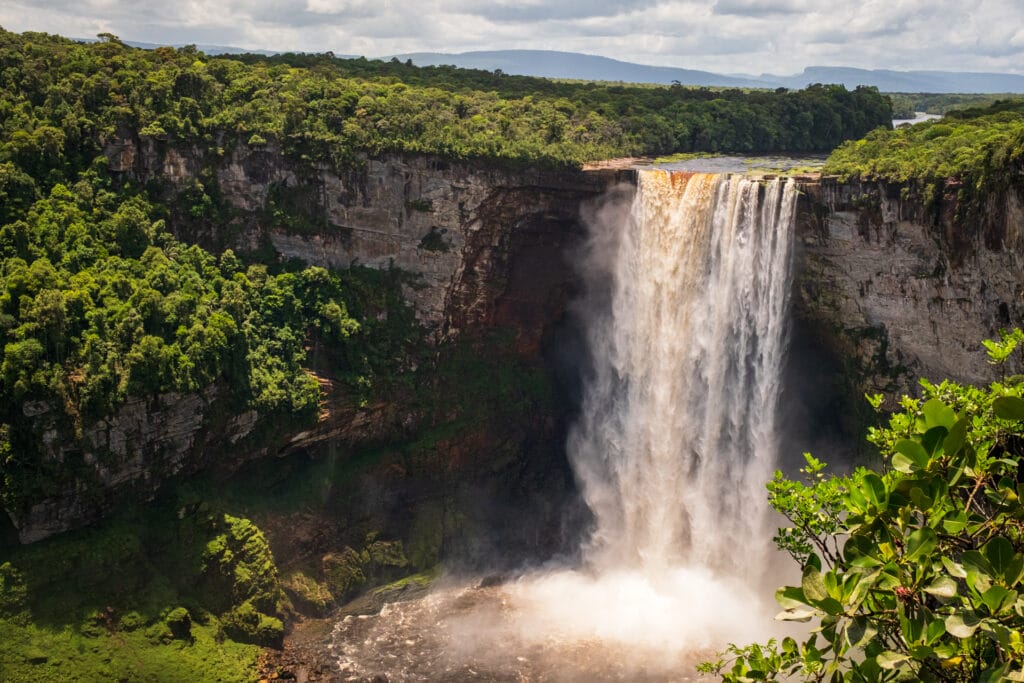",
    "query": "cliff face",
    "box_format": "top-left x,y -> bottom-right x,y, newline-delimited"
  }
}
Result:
793,178 -> 1024,403
103,132 -> 623,335
8,140 -> 1024,546
3,135 -> 623,545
